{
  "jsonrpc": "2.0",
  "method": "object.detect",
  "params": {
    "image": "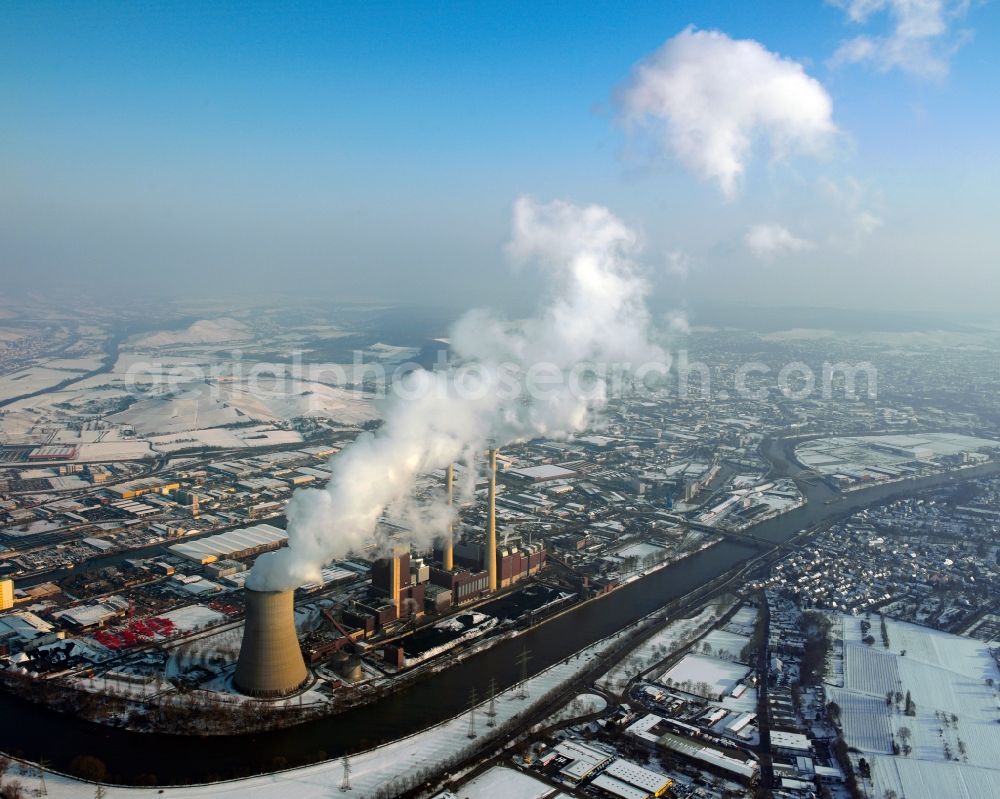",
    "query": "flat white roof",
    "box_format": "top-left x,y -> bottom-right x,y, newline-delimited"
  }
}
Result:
590,774 -> 650,799
510,464 -> 579,481
624,713 -> 662,743
169,523 -> 286,562
604,759 -> 671,793
771,731 -> 812,751
657,732 -> 758,779
553,740 -> 611,781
